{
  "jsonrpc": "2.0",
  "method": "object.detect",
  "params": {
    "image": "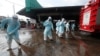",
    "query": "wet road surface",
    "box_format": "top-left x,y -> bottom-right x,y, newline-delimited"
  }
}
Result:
0,29 -> 100,56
